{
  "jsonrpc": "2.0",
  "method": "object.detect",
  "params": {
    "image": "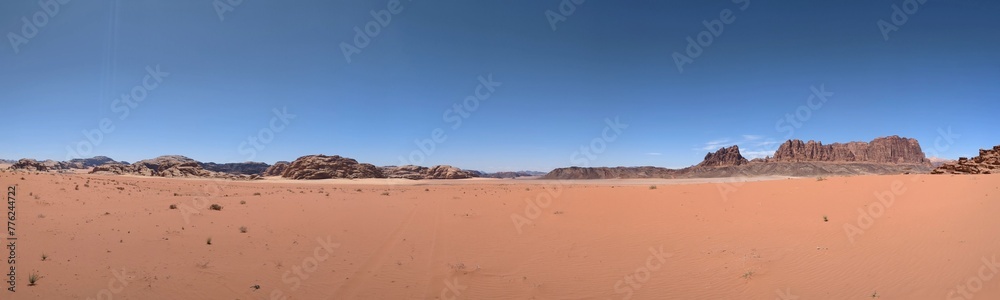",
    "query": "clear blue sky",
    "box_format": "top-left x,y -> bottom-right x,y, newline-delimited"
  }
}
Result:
1,0 -> 997,172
